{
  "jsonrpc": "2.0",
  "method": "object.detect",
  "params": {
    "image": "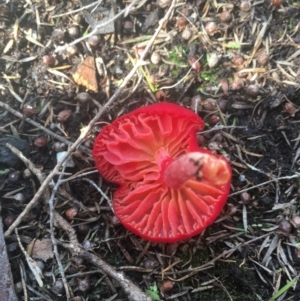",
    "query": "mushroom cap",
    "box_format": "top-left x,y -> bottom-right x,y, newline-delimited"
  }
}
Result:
92,102 -> 231,243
